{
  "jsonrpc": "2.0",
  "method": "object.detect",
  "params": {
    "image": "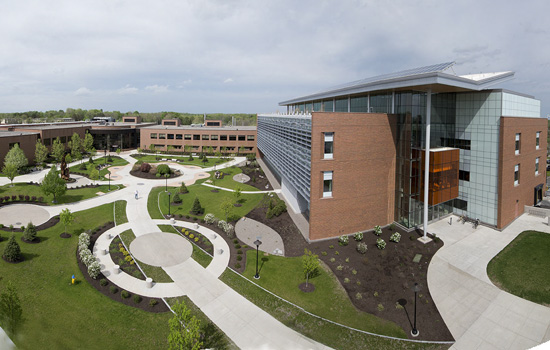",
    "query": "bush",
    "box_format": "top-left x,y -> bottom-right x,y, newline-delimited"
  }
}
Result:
374,225 -> 382,236
376,238 -> 386,250
24,195 -> 30,201
356,293 -> 362,300
88,261 -> 101,279
338,235 -> 349,246
3,234 -> 21,262
236,255 -> 242,261
157,164 -> 171,175
190,197 -> 204,215
266,197 -> 287,219
204,213 -> 217,224
389,223 -> 396,231
234,263 -> 241,269
133,295 -> 142,303
390,232 -> 401,243
23,222 -> 37,242
356,242 -> 368,254
100,279 -> 108,286
237,249 -> 243,255
172,193 -> 182,204
354,232 -> 363,241
121,290 -> 130,299
218,220 -> 234,235
188,156 -> 194,161
179,182 -> 188,193
140,163 -> 152,173
149,299 -> 158,307
110,286 -> 118,294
